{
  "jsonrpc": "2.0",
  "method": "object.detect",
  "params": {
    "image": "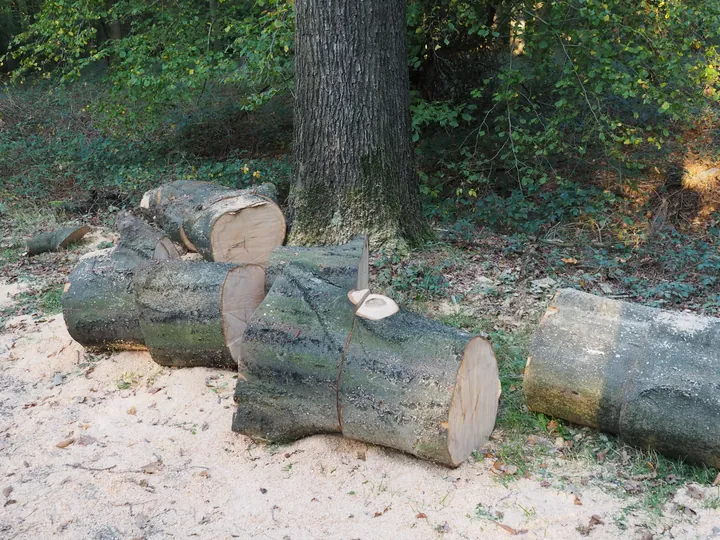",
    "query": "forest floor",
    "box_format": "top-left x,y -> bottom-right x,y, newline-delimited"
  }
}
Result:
1,218 -> 719,540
